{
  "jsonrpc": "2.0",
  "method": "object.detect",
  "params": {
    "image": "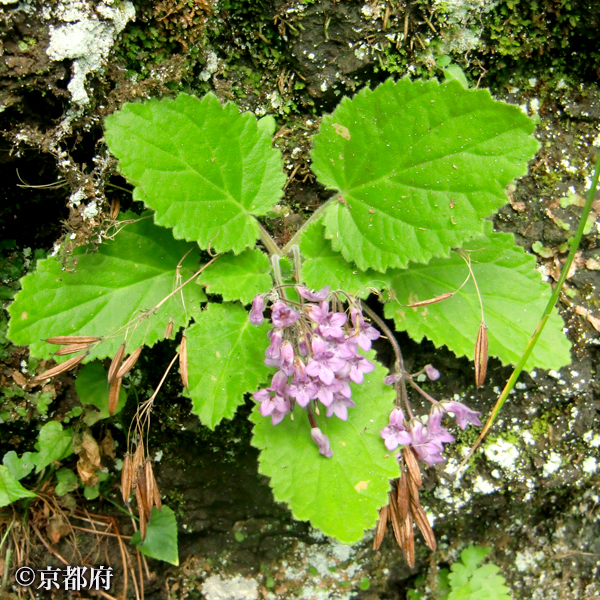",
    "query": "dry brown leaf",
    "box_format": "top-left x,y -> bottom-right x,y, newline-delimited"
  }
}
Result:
11,370 -> 27,388
574,305 -> 600,332
47,515 -> 70,545
100,430 -> 116,459
76,431 -> 102,487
